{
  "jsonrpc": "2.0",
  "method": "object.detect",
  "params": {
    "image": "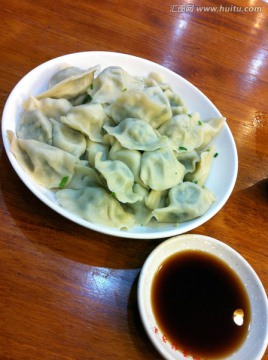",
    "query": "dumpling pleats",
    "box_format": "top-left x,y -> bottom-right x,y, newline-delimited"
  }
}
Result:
153,182 -> 215,223
56,186 -> 135,229
140,147 -> 185,191
9,131 -> 76,189
36,66 -> 97,100
95,152 -> 142,204
103,118 -> 169,151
